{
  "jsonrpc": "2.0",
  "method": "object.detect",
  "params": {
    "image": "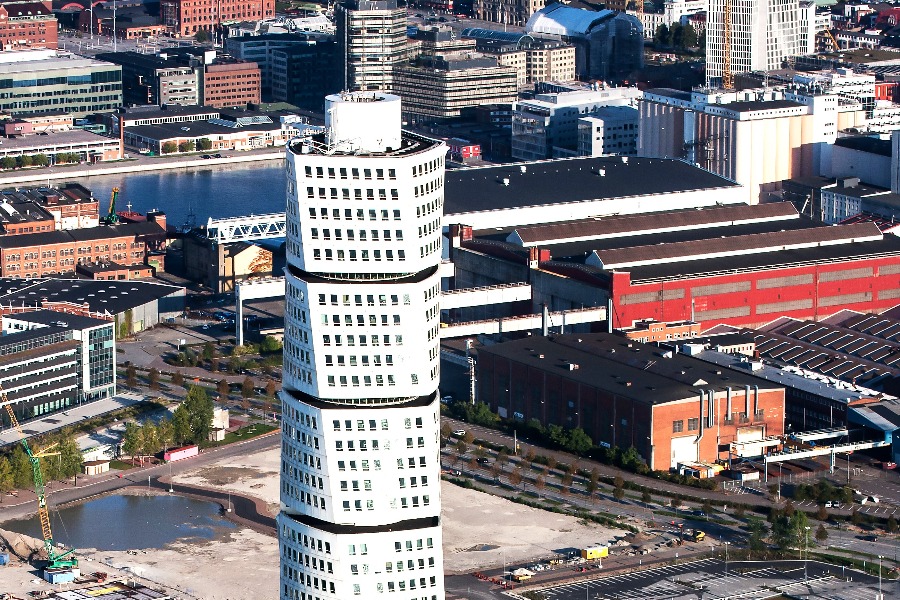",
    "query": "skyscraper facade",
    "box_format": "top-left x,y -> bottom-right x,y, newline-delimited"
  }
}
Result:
277,92 -> 446,600
706,0 -> 801,84
336,0 -> 408,92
